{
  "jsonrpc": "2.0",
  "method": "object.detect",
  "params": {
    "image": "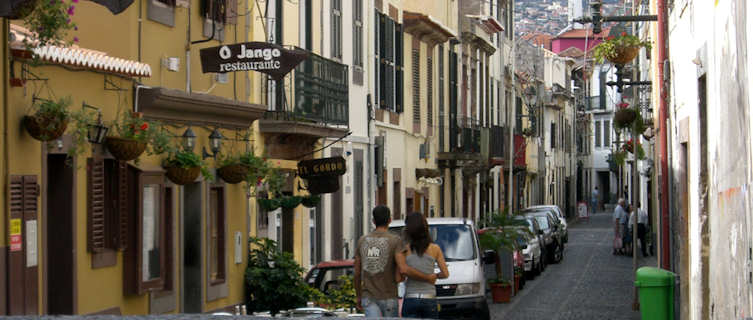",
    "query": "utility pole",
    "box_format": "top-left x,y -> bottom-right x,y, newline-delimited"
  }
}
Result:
630,0 -> 641,311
